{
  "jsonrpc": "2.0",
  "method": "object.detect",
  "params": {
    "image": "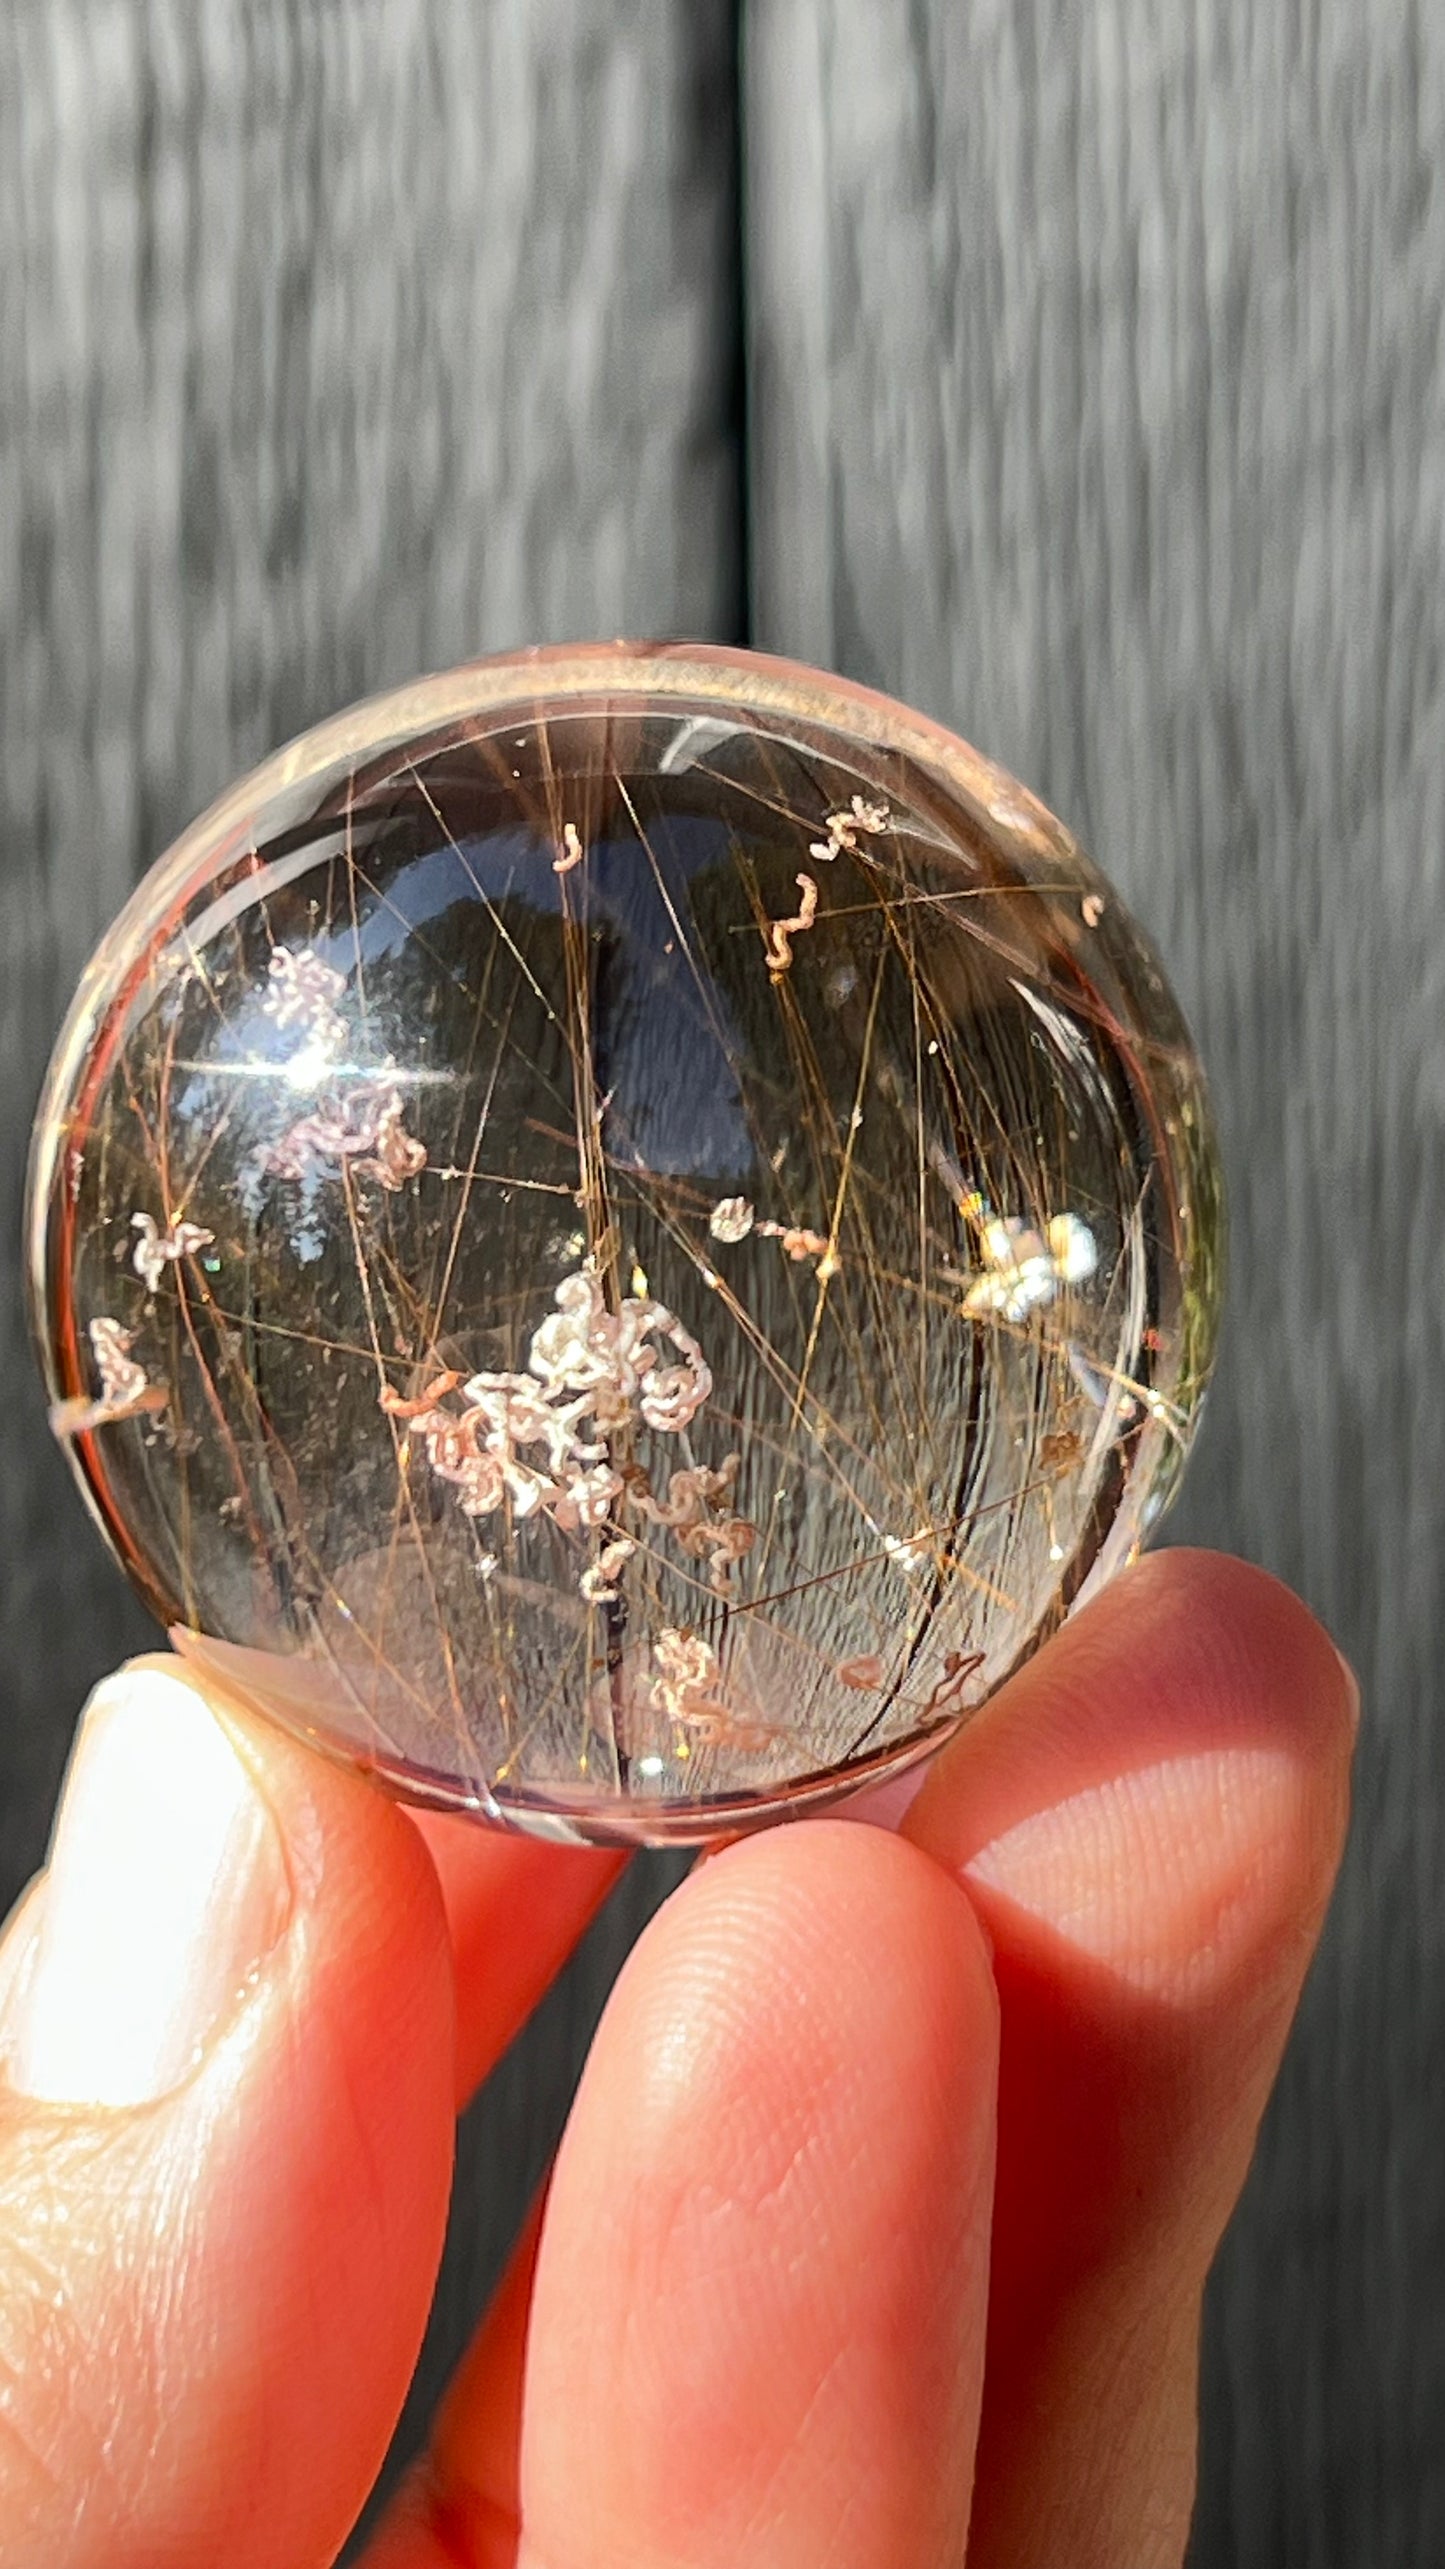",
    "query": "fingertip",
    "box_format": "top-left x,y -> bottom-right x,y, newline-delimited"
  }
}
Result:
892,1555 -> 1356,2569
908,1548 -> 1356,1919
895,1545 -> 1358,2342
1132,1547 -> 1360,1758
665,1814 -> 1000,2073
555,1820 -> 1001,2298
515,1820 -> 997,2569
